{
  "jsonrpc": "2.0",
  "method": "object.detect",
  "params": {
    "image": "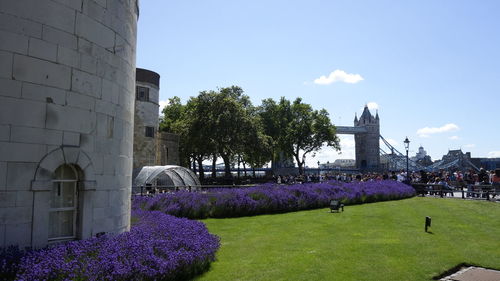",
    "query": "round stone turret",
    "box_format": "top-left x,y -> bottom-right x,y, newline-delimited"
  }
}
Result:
133,68 -> 160,170
0,0 -> 139,248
